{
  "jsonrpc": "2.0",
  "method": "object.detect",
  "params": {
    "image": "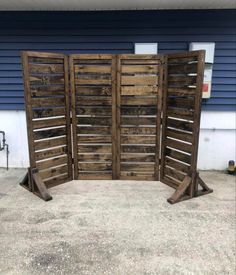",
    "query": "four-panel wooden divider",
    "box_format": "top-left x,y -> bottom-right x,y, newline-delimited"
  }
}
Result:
20,51 -> 213,203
